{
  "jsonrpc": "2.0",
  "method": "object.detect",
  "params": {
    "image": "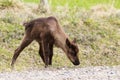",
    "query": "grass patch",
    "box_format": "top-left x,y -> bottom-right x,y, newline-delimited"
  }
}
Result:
0,0 -> 23,9
24,0 -> 120,9
23,0 -> 39,3
0,0 -> 120,71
